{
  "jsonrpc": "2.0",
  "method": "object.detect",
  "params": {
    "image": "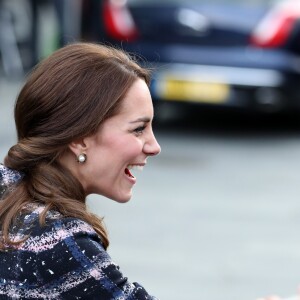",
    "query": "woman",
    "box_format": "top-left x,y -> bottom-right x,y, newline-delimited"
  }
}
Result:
0,43 -> 161,299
